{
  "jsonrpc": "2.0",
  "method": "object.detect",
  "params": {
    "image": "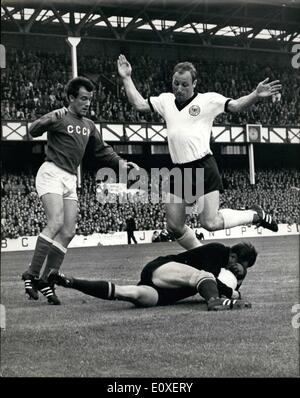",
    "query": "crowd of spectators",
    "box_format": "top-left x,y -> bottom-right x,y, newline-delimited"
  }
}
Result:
1,49 -> 299,125
220,169 -> 300,225
1,168 -> 299,239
